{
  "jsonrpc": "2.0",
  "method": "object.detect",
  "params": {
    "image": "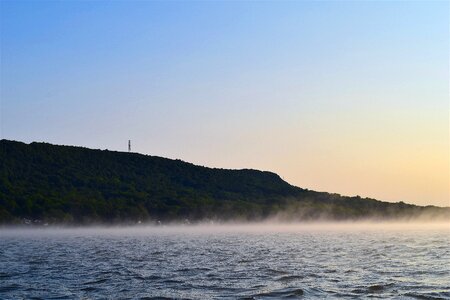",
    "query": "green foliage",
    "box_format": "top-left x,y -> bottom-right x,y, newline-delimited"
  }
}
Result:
0,140 -> 448,224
